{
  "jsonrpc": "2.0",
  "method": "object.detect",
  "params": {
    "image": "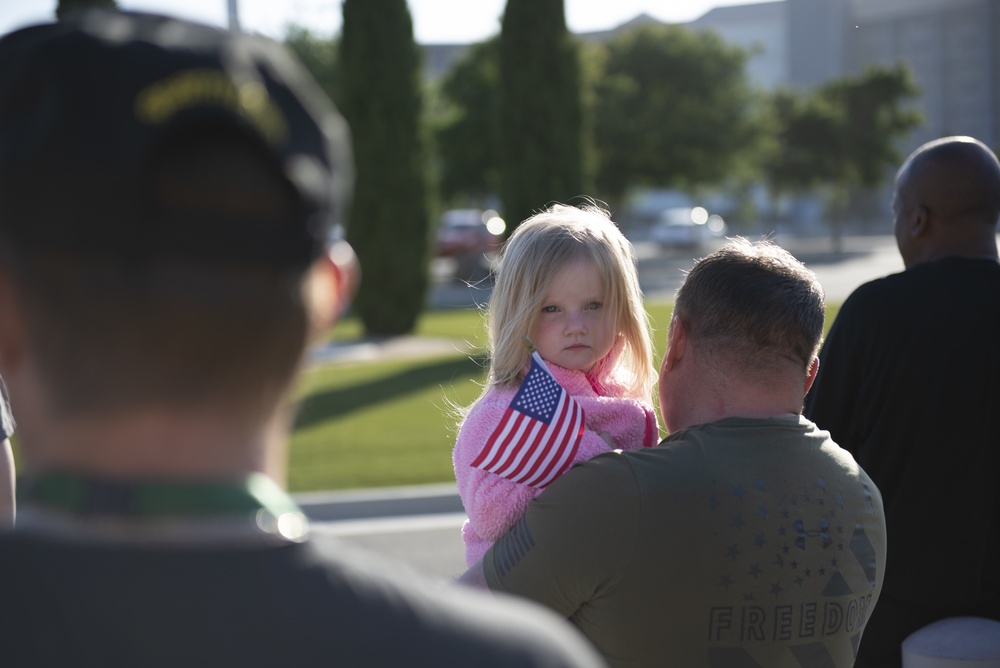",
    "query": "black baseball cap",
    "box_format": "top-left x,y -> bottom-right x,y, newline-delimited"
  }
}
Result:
0,9 -> 352,267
